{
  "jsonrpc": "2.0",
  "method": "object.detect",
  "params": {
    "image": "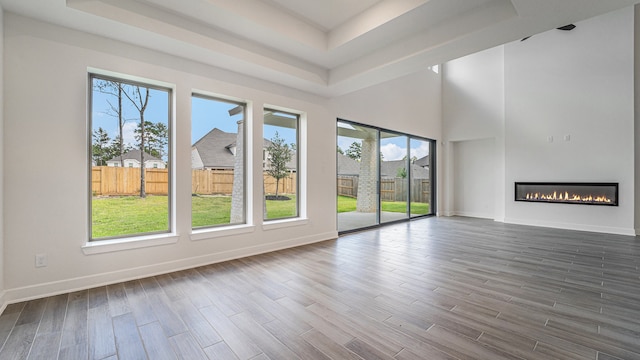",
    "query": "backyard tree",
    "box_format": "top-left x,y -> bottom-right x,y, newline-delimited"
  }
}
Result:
108,135 -> 132,159
403,155 -> 418,164
94,80 -> 131,167
121,85 -> 151,198
345,141 -> 361,161
397,167 -> 407,179
135,121 -> 168,159
95,78 -> 153,197
266,131 -> 293,200
92,127 -> 112,166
